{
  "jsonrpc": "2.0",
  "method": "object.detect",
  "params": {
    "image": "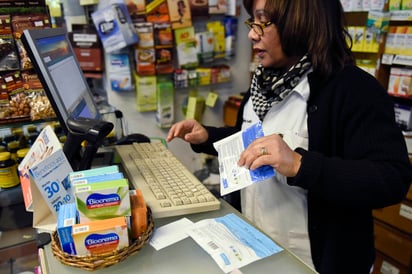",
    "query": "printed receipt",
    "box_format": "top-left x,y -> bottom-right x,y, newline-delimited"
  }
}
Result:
213,122 -> 275,196
149,218 -> 194,250
187,213 -> 282,273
